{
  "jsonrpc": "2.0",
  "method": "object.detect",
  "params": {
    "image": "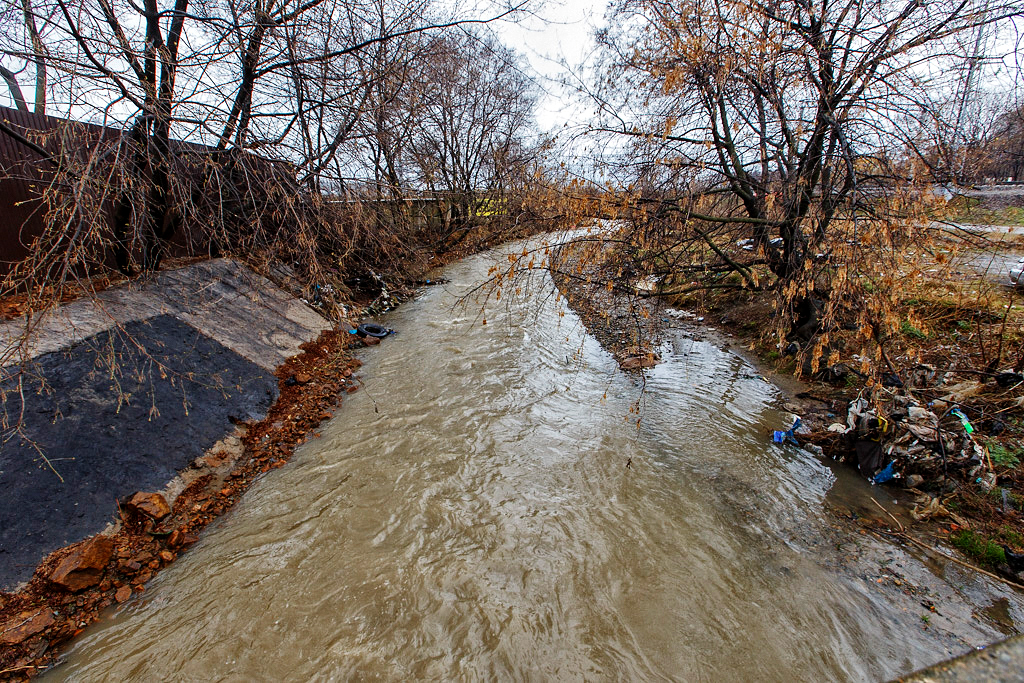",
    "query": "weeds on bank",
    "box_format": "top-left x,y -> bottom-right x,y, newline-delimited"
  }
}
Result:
946,197 -> 1024,227
988,442 -> 1022,467
950,529 -> 1007,568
